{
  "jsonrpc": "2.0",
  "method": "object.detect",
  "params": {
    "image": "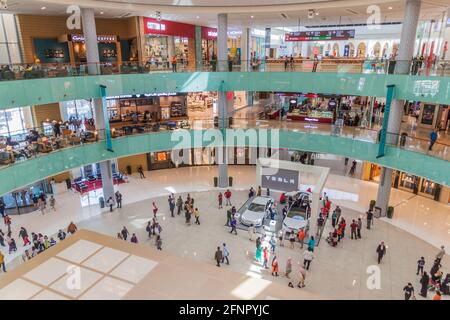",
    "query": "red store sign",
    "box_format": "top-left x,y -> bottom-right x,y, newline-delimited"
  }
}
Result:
201,26 -> 218,40
143,17 -> 195,38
